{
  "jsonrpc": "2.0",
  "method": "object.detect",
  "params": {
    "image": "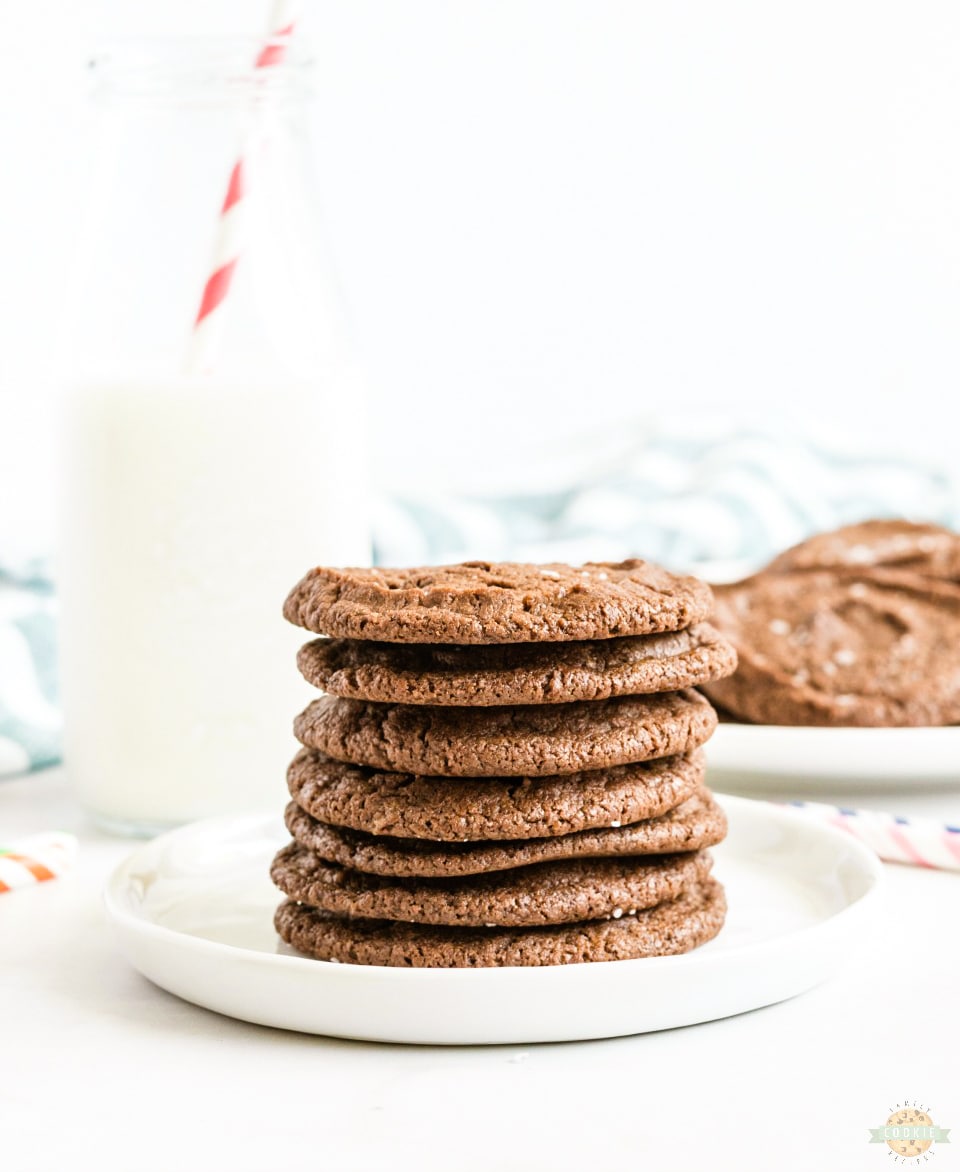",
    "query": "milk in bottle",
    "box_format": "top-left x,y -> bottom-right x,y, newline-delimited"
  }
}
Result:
58,42 -> 370,832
